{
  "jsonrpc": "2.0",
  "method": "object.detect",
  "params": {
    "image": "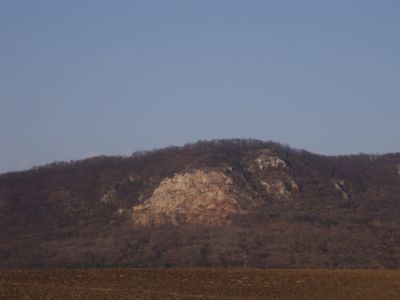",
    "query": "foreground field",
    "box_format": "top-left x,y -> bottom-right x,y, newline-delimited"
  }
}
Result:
0,268 -> 400,299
